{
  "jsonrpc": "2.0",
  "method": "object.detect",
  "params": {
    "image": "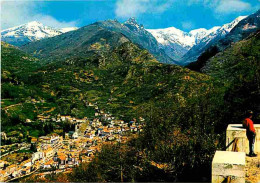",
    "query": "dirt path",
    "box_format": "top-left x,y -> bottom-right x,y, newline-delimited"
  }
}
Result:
38,107 -> 56,116
3,103 -> 22,110
245,153 -> 260,183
